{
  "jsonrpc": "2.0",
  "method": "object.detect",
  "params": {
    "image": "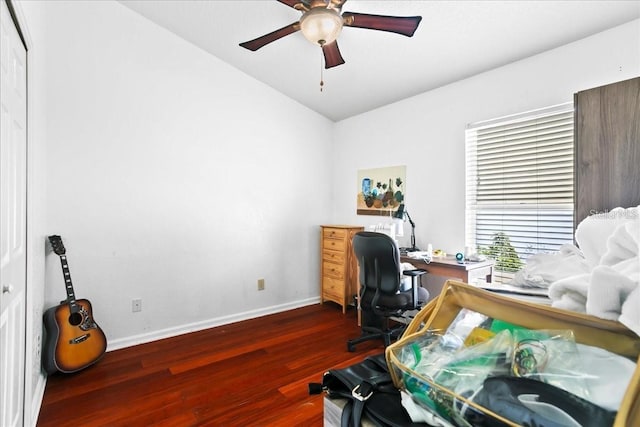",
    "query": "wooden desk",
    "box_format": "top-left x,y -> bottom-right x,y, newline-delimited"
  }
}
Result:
401,255 -> 494,284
